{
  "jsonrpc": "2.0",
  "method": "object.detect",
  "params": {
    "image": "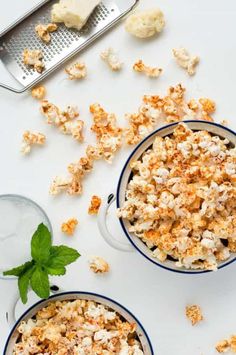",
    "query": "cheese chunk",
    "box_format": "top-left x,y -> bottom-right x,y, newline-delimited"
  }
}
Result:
51,0 -> 101,30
